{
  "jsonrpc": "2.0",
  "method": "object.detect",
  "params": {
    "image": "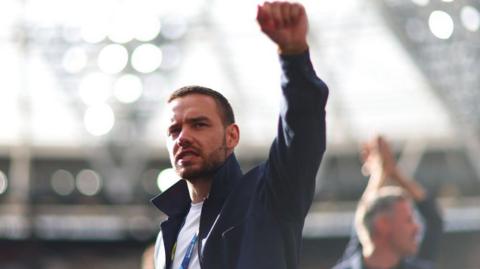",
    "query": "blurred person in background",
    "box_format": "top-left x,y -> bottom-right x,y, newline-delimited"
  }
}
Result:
151,2 -> 329,269
333,136 -> 443,269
